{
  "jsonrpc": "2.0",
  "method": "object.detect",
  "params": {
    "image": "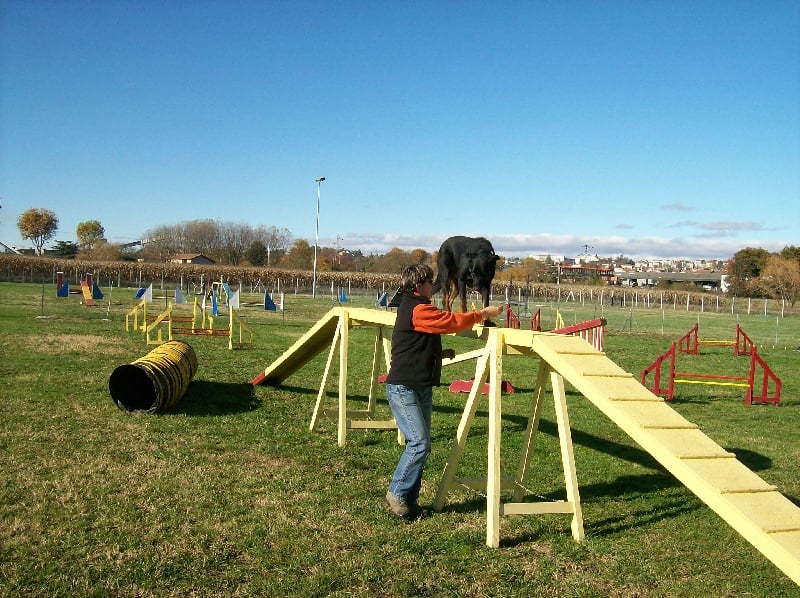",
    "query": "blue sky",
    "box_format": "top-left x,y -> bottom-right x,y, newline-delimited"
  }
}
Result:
1,1 -> 798,260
